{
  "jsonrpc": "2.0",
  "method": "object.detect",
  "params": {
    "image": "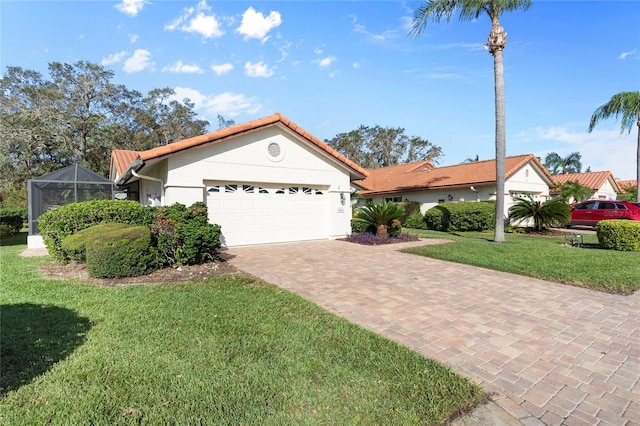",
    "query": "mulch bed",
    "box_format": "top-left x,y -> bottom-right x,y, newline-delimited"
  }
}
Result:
39,259 -> 238,287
